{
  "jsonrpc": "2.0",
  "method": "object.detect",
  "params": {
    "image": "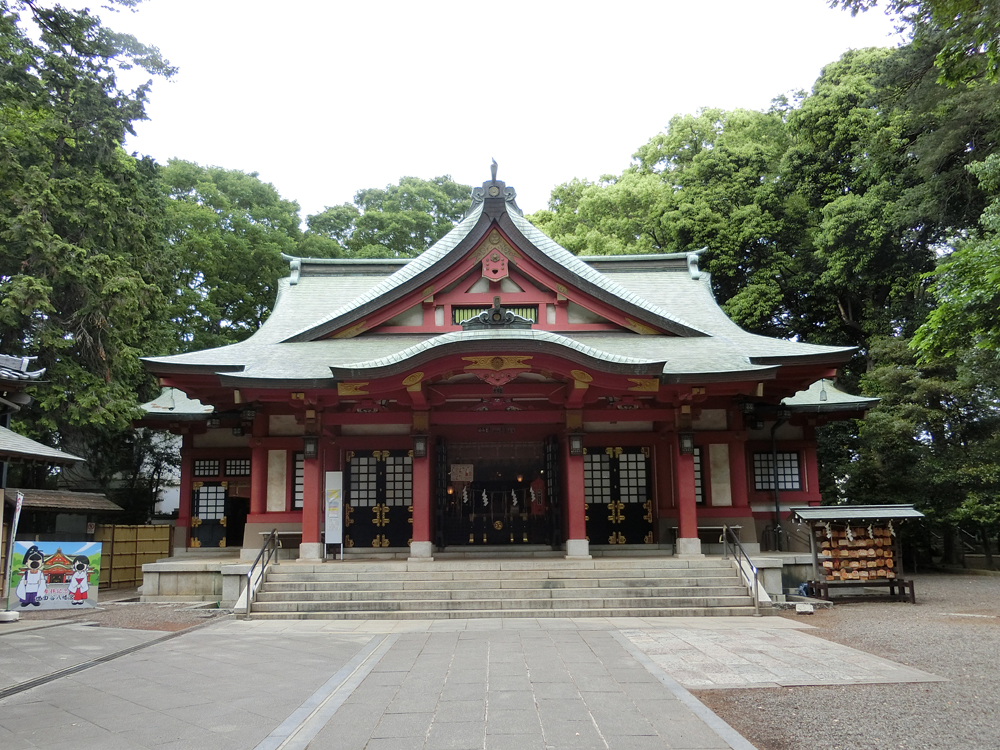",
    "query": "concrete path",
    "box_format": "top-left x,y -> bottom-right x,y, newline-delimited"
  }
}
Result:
0,616 -> 944,750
